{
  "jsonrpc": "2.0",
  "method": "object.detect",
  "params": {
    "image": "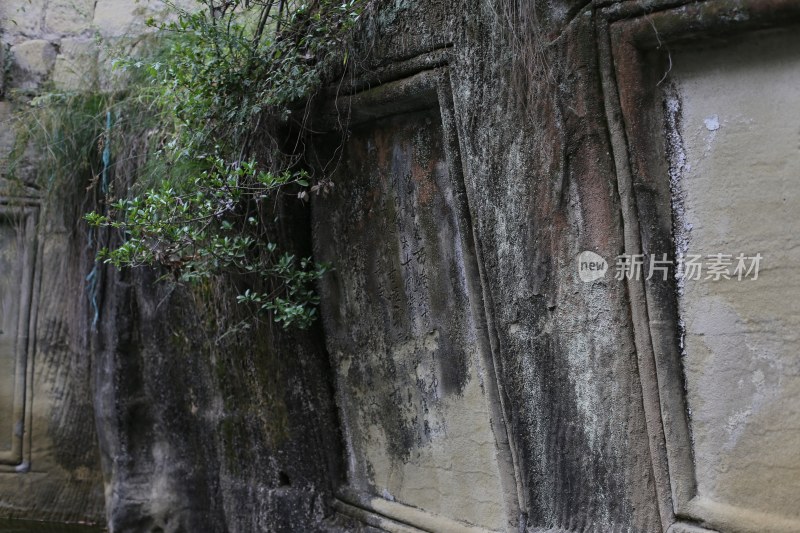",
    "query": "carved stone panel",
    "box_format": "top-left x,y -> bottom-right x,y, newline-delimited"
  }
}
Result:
668,28 -> 800,531
0,204 -> 37,467
601,2 -> 800,532
313,70 -> 517,532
